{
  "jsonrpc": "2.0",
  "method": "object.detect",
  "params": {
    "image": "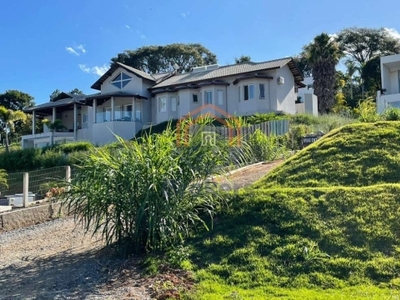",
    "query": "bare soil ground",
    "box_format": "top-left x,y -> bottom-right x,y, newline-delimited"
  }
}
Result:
0,160 -> 282,300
